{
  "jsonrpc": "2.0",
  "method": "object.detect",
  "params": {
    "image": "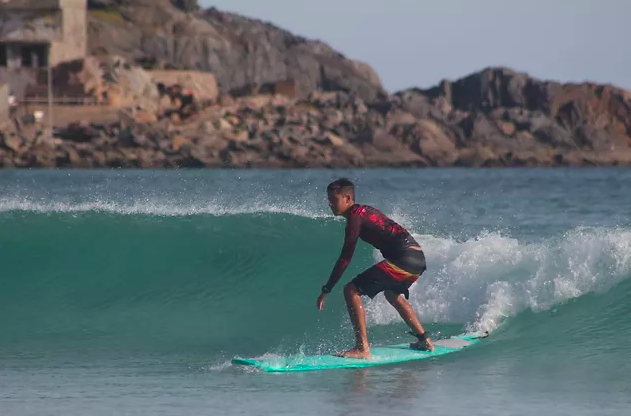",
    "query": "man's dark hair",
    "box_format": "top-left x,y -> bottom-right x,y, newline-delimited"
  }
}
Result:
327,178 -> 355,199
